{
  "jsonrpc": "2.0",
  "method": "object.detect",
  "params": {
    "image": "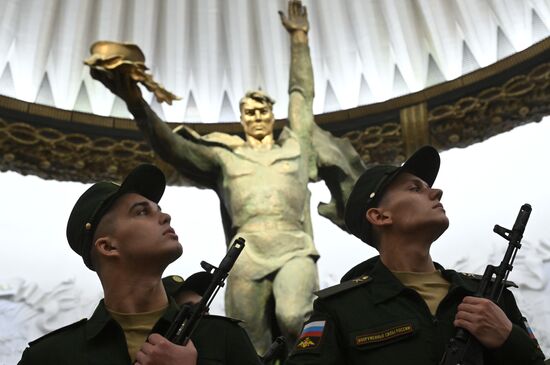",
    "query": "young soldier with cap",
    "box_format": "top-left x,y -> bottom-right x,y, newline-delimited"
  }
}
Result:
286,146 -> 545,364
18,164 -> 261,365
